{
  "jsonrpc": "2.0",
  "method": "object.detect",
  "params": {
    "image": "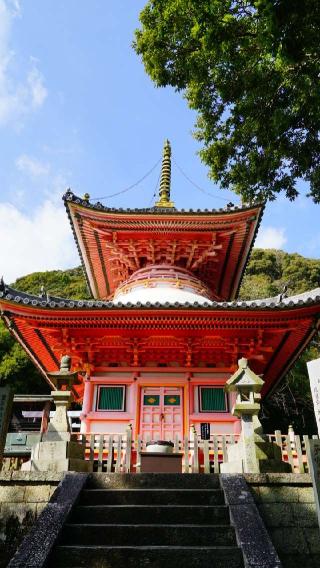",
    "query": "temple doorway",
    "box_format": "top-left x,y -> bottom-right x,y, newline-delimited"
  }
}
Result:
139,386 -> 183,441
